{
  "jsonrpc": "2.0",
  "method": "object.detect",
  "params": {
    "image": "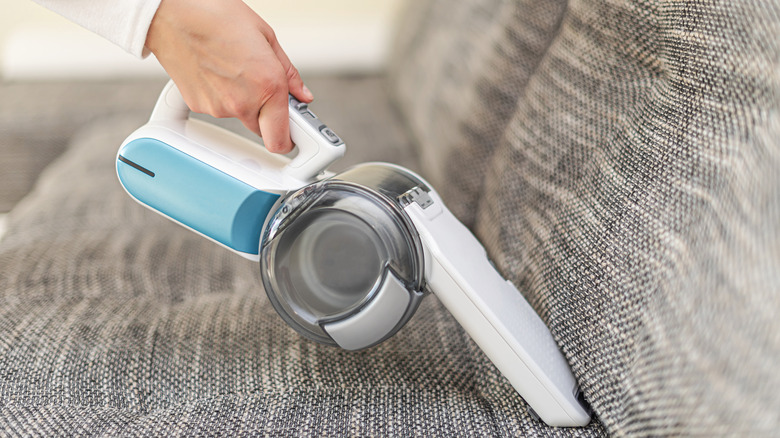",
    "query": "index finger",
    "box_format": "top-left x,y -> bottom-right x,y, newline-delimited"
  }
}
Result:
258,86 -> 293,154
